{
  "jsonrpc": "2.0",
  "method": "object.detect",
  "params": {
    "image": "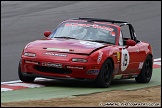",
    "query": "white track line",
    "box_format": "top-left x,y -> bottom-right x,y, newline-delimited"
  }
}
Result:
1,88 -> 13,92
1,80 -> 22,84
1,78 -> 47,84
6,83 -> 44,88
154,58 -> 161,61
154,62 -> 161,65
